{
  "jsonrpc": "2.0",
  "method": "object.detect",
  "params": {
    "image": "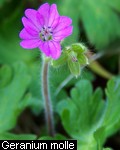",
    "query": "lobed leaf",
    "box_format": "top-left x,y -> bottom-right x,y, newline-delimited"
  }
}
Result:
57,78 -> 120,149
0,62 -> 31,133
0,132 -> 36,140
